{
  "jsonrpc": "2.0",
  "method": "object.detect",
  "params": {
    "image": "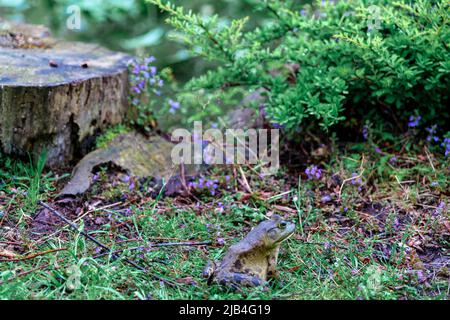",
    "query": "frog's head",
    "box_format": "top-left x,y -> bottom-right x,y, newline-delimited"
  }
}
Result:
259,215 -> 295,248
